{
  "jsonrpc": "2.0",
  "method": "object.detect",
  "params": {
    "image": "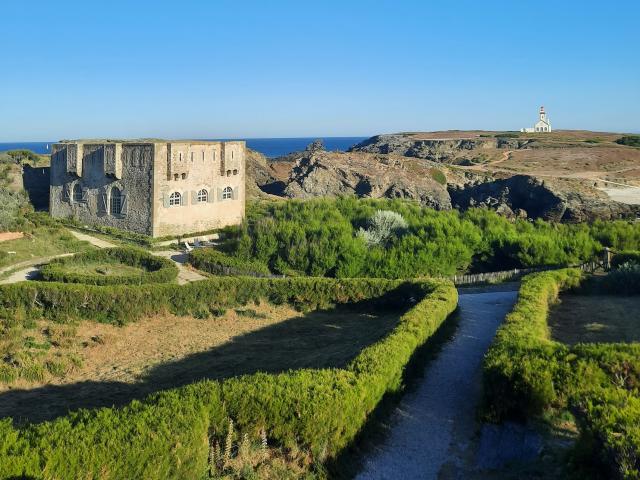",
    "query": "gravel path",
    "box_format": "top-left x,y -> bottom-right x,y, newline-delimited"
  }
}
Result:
356,290 -> 517,480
